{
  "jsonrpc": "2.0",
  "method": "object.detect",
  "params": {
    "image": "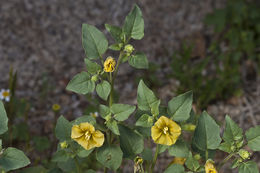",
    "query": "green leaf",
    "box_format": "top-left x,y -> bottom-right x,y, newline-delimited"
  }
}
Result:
129,52 -> 148,69
96,145 -> 123,171
99,104 -> 111,119
111,104 -> 136,121
72,115 -> 96,125
151,100 -> 160,117
185,152 -> 200,171
141,148 -> 153,161
0,100 -> 8,135
0,147 -> 30,172
119,125 -> 144,159
192,111 -> 221,151
66,72 -> 95,95
123,5 -> 144,40
32,136 -> 50,152
0,139 -> 2,151
106,119 -> 120,135
137,80 -> 158,111
218,141 -> 232,153
19,166 -> 47,173
51,150 -> 70,162
96,81 -> 111,101
168,140 -> 189,158
55,116 -> 72,141
238,161 -> 259,173
168,91 -> 193,121
245,125 -> 260,151
84,58 -> 101,74
109,43 -> 122,51
105,24 -> 122,43
223,115 -> 243,142
82,24 -> 108,59
57,158 -> 76,172
77,147 -> 94,158
164,164 -> 185,173
135,114 -> 153,127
